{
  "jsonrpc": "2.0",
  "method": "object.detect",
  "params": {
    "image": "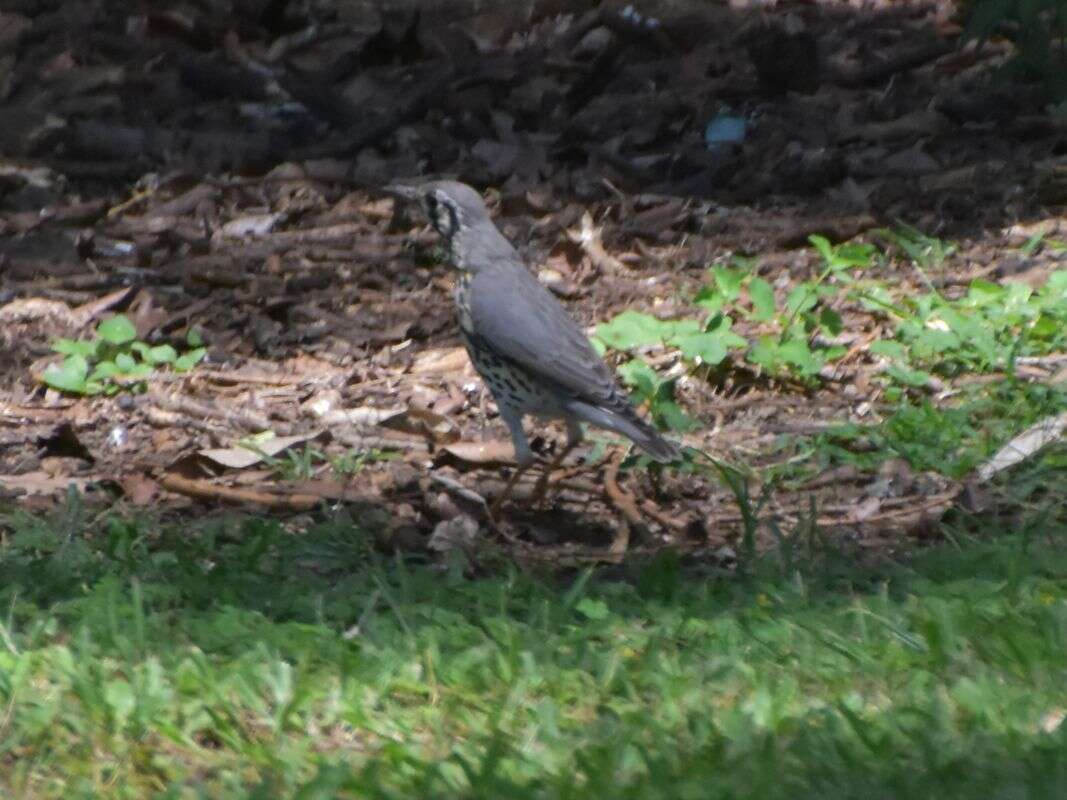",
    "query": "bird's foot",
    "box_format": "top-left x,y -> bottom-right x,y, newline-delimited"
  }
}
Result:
487,462 -> 530,522
486,493 -> 506,524
530,442 -> 577,508
530,470 -> 551,507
